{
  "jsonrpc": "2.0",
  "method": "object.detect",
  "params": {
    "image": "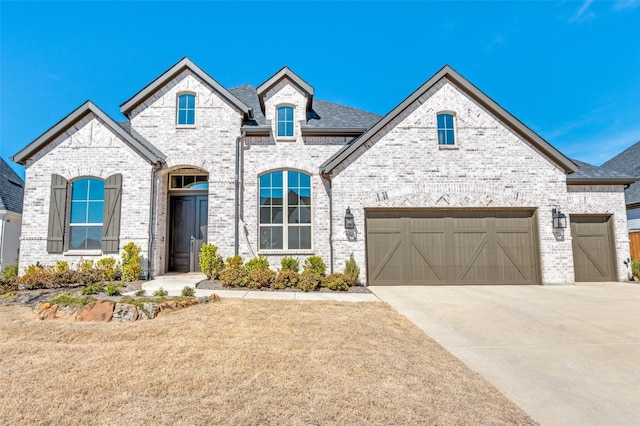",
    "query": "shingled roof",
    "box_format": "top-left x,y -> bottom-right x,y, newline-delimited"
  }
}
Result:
567,159 -> 636,185
601,140 -> 640,206
0,157 -> 24,214
229,85 -> 381,135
